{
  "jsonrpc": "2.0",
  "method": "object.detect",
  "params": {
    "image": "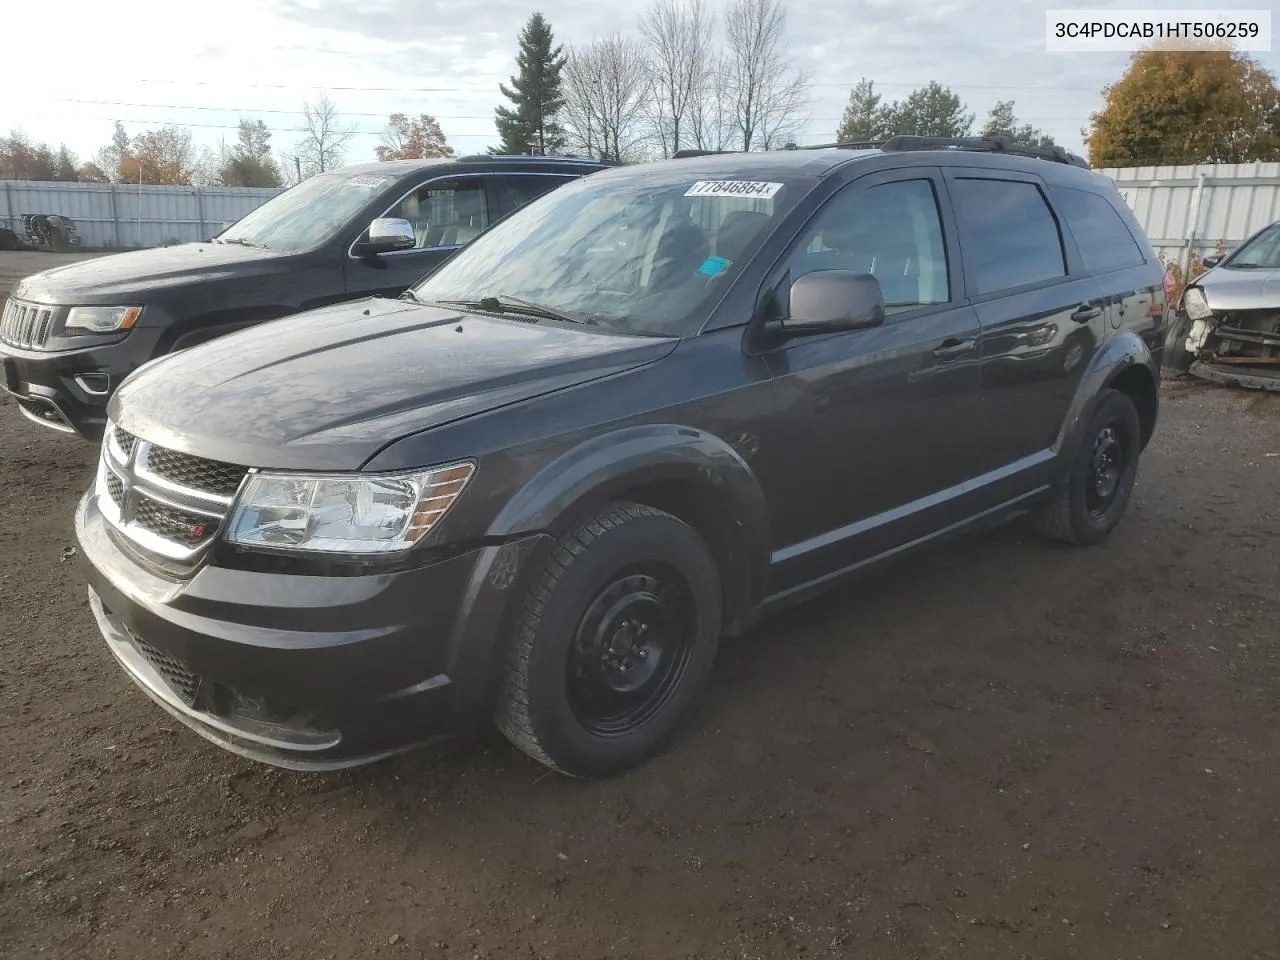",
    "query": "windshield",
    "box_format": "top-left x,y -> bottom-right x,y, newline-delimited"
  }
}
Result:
410,170 -> 813,336
216,171 -> 396,252
1227,223 -> 1280,269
